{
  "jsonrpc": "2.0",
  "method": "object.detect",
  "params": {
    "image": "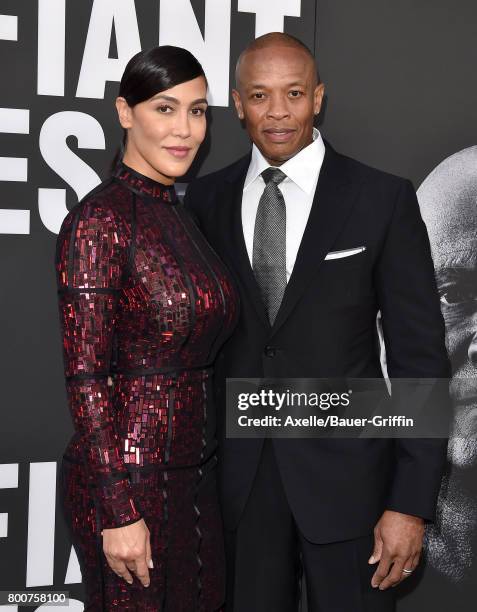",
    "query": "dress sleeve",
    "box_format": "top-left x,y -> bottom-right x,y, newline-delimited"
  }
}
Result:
55,197 -> 142,529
